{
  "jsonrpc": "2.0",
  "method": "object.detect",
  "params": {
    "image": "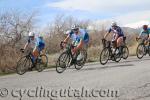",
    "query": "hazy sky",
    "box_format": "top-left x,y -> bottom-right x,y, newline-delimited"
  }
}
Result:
0,0 -> 150,26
